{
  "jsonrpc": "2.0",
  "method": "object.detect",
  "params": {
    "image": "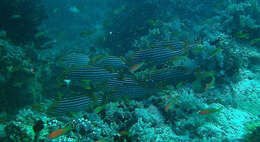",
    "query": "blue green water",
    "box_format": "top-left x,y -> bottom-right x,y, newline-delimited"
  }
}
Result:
0,0 -> 260,141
